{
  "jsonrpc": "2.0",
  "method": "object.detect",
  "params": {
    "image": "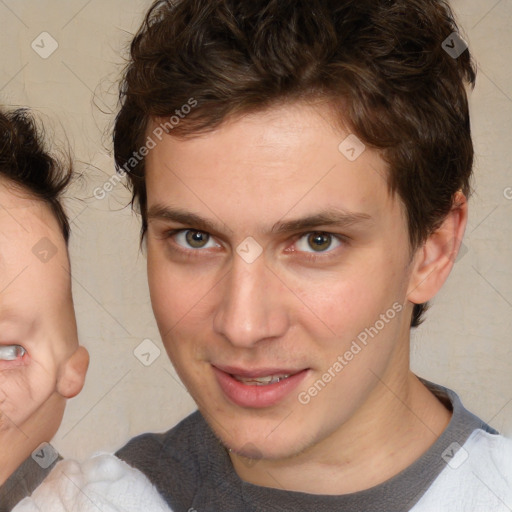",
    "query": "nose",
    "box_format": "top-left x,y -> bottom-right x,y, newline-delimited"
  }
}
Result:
213,256 -> 290,348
